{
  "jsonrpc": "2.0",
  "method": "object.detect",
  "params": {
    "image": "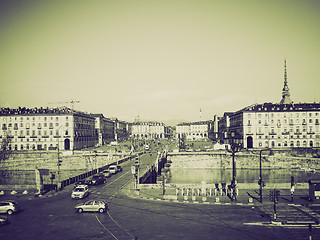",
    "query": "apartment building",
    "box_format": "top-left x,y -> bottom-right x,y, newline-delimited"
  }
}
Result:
0,107 -> 97,151
91,114 -> 115,146
223,103 -> 320,149
218,60 -> 320,149
131,121 -> 171,139
176,121 -> 214,141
